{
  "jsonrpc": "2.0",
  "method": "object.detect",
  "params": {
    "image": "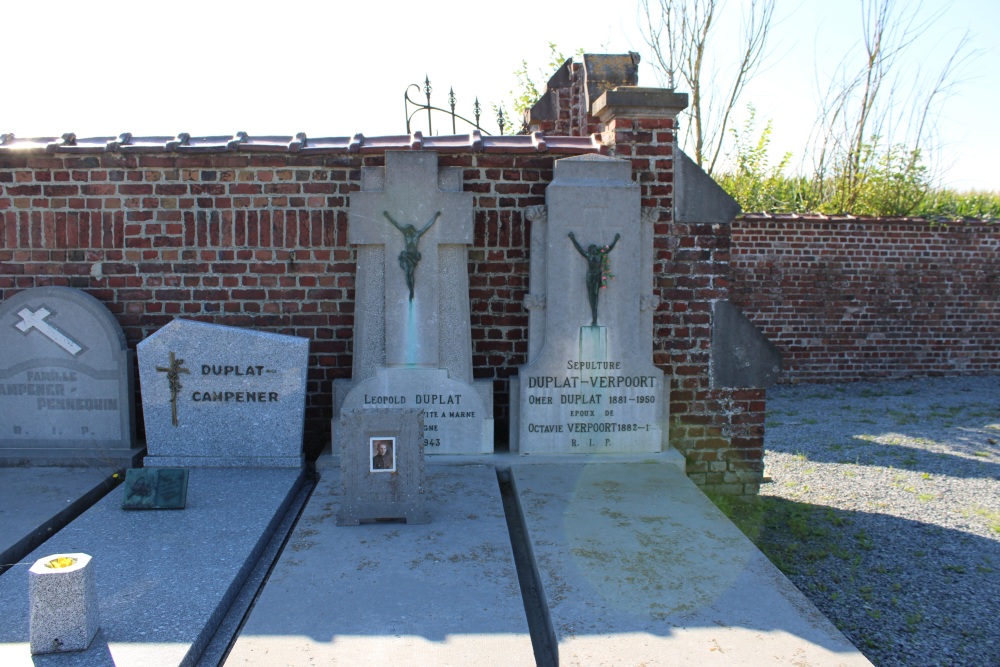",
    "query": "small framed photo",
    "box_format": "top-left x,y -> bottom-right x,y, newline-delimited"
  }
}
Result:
370,437 -> 396,473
